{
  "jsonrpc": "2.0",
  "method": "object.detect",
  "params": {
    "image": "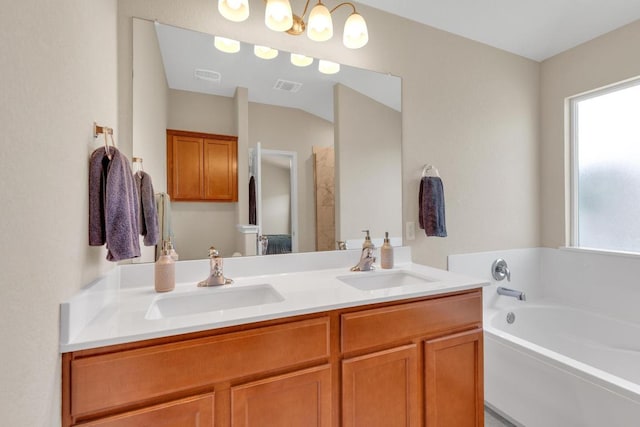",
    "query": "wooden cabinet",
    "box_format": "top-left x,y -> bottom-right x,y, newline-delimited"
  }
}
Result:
342,345 -> 419,427
425,329 -> 484,427
62,290 -> 483,427
76,394 -> 214,427
231,365 -> 332,427
167,129 -> 238,202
